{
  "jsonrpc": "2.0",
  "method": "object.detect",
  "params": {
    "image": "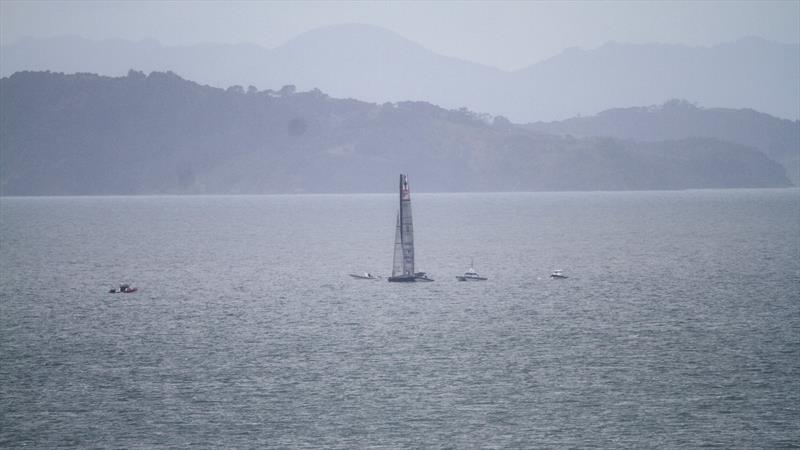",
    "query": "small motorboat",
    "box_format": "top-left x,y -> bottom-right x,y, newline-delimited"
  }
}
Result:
414,272 -> 434,282
349,272 -> 381,280
550,270 -> 568,279
456,260 -> 487,281
109,283 -> 138,293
